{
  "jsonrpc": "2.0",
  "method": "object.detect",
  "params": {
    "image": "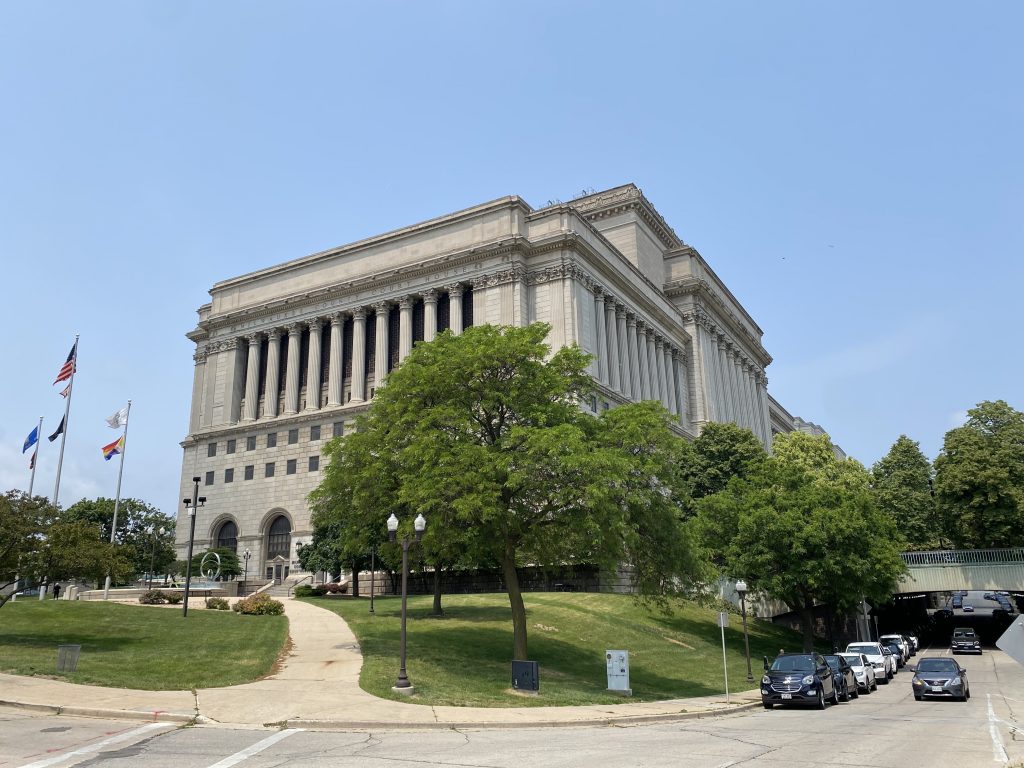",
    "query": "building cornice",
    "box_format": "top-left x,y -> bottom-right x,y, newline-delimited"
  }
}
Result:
668,278 -> 772,367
